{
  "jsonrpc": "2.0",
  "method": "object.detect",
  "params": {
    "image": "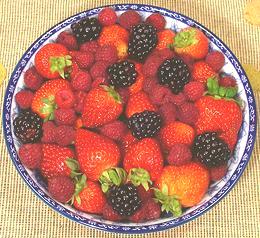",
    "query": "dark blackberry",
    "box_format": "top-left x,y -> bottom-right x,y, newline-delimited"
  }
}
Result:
158,57 -> 191,94
71,17 -> 101,44
108,61 -> 137,88
13,110 -> 43,144
128,110 -> 162,139
128,23 -> 158,62
108,184 -> 141,216
192,132 -> 231,167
